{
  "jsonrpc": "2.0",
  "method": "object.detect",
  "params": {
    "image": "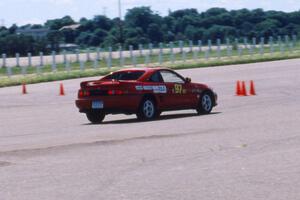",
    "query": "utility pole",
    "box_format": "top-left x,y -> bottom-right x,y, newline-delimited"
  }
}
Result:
118,0 -> 122,20
118,0 -> 124,44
